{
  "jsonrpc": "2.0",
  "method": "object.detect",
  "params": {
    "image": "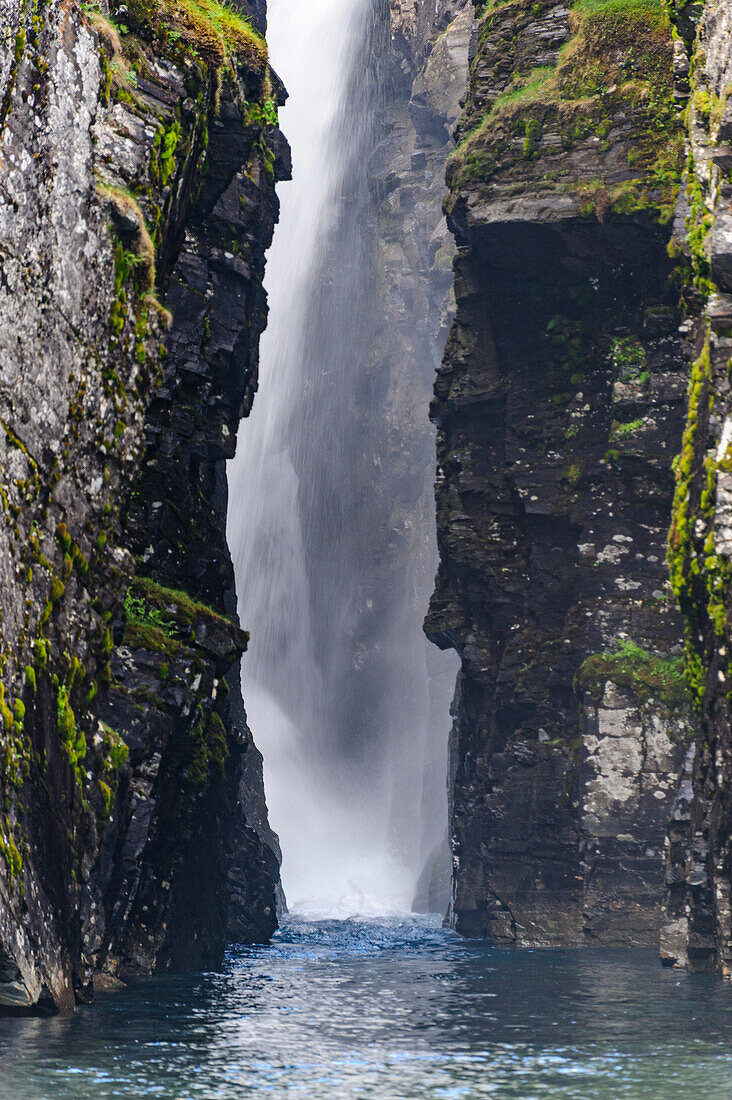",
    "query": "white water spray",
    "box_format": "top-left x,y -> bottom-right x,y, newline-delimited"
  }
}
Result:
227,0 -> 454,915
